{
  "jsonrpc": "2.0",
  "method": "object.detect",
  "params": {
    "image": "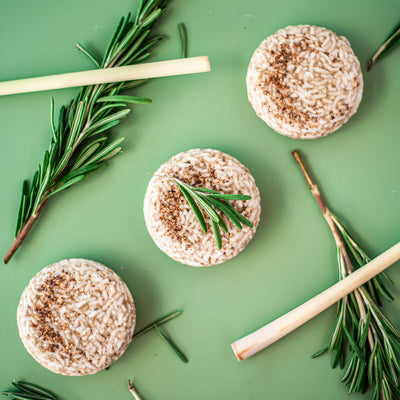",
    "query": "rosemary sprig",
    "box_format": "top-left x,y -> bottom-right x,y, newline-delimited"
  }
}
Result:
292,150 -> 400,400
368,21 -> 400,70
3,380 -> 59,400
132,309 -> 188,363
173,179 -> 253,249
178,23 -> 187,58
4,0 -> 167,264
